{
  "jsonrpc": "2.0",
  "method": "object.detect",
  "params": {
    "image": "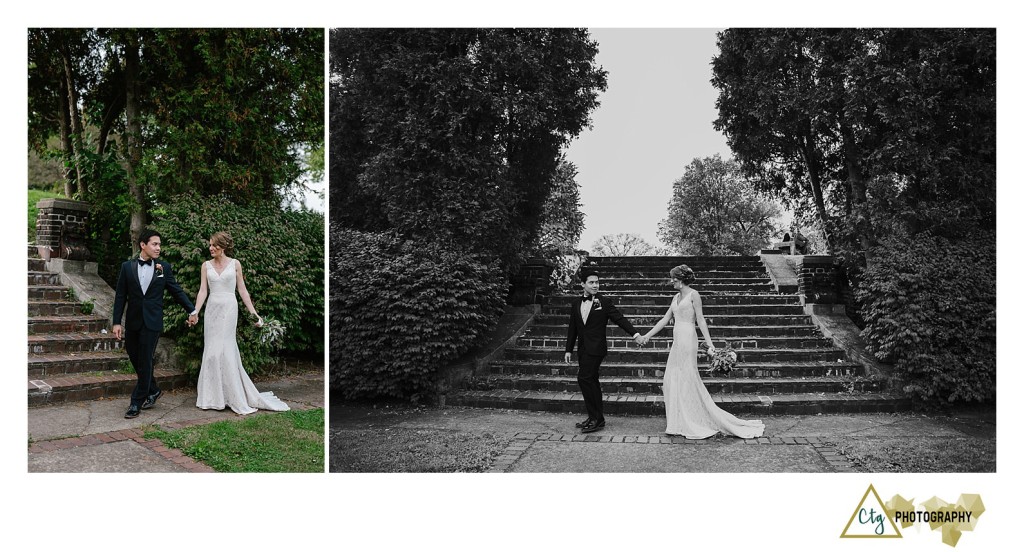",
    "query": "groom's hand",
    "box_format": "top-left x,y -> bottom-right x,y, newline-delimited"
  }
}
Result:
564,352 -> 571,365
112,324 -> 123,340
187,313 -> 198,326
